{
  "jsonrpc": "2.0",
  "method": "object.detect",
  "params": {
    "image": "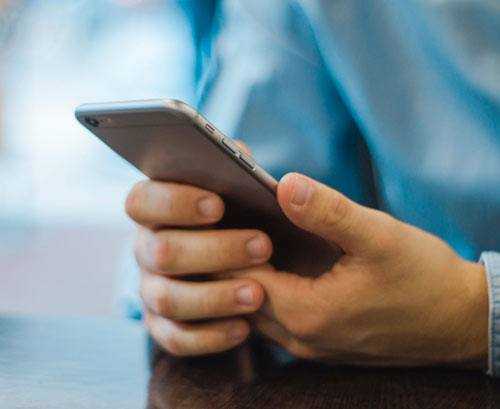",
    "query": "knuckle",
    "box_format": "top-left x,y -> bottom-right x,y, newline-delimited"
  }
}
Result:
152,241 -> 170,270
374,231 -> 394,253
162,334 -> 185,357
133,235 -> 144,266
329,299 -> 352,328
156,291 -> 177,319
139,277 -> 177,318
143,311 -> 153,330
367,210 -> 399,253
283,313 -> 325,340
152,236 -> 178,271
125,181 -> 148,219
139,279 -> 148,303
311,190 -> 352,237
322,191 -> 351,232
